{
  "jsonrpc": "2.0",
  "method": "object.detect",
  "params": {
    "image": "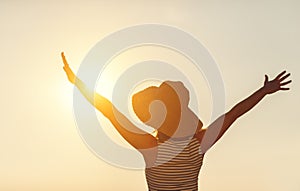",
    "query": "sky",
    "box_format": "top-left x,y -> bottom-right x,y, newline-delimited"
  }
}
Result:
0,1 -> 299,190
